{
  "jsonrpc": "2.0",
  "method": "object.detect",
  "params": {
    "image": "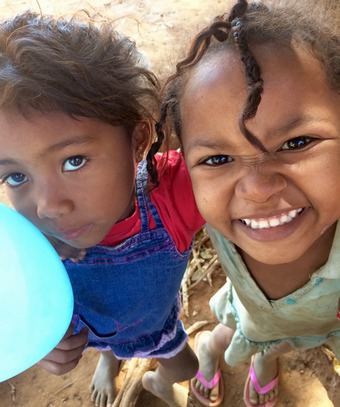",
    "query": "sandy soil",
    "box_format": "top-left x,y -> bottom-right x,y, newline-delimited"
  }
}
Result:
0,1 -> 340,406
